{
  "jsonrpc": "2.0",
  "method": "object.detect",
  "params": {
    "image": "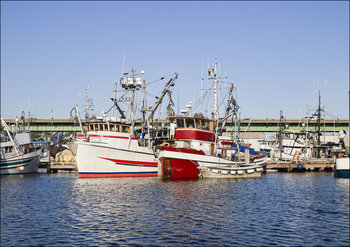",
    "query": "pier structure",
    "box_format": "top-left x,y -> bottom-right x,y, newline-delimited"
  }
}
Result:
266,159 -> 335,172
3,118 -> 348,133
